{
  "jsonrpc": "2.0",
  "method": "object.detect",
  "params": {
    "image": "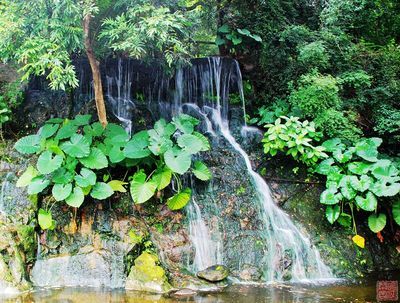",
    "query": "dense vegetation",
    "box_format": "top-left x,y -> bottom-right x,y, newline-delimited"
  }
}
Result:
1,0 -> 400,248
